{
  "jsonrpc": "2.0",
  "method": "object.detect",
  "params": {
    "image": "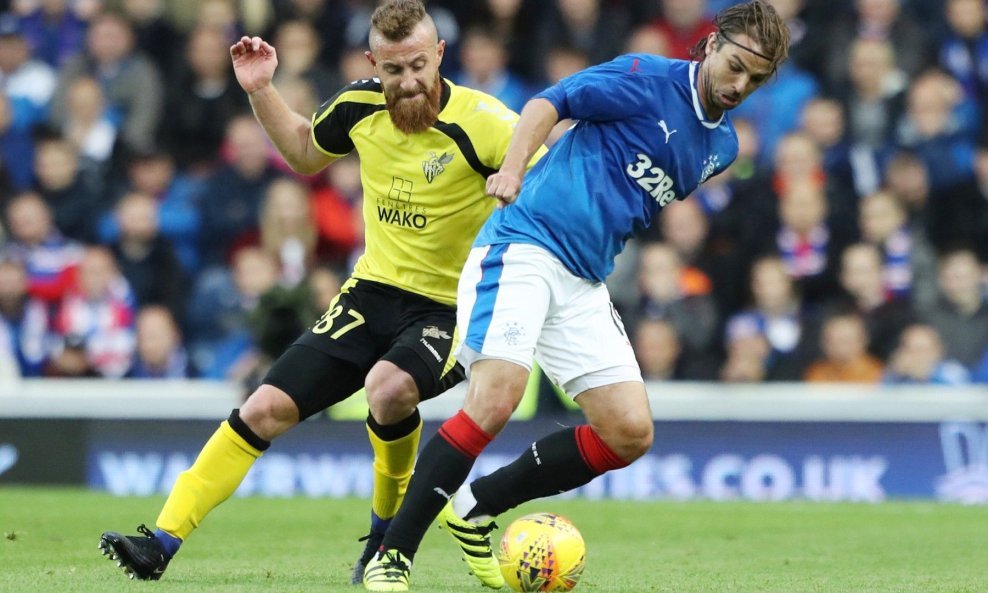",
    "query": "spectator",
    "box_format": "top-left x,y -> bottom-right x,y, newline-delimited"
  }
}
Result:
858,190 -> 938,308
920,248 -> 988,369
775,177 -> 851,304
834,242 -> 915,361
897,70 -> 978,190
720,333 -> 772,383
824,0 -> 929,94
0,258 -> 50,377
647,0 -> 716,61
533,0 -> 629,82
311,153 -> 361,269
724,256 -> 817,381
463,0 -> 542,81
199,115 -> 281,267
17,0 -> 87,68
804,312 -> 884,382
126,305 -> 194,379
271,19 -> 338,102
98,149 -> 203,275
884,323 -> 971,385
107,192 -> 185,318
120,0 -> 183,81
50,11 -> 164,157
659,198 -> 750,319
52,245 -> 137,378
306,263 -> 343,313
772,131 -> 857,230
635,242 -> 719,360
185,246 -> 278,379
633,318 -> 683,381
268,0 -> 350,70
1,191 -> 82,303
0,12 -> 57,128
938,0 -> 988,122
32,134 -> 102,242
837,38 -> 907,152
800,98 -> 880,199
455,26 -> 532,113
61,76 -> 117,176
159,24 -> 250,171
256,177 -> 317,287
